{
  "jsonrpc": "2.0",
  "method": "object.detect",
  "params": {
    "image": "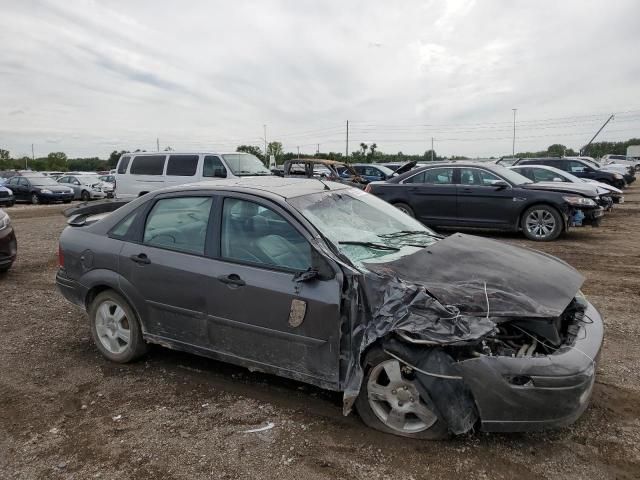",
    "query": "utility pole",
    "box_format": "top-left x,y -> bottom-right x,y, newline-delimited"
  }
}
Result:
512,109 -> 517,156
316,143 -> 320,154
297,146 -> 300,159
345,120 -> 349,158
29,143 -> 34,169
263,124 -> 267,158
431,137 -> 434,161
581,114 -> 615,155
156,138 -> 160,152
